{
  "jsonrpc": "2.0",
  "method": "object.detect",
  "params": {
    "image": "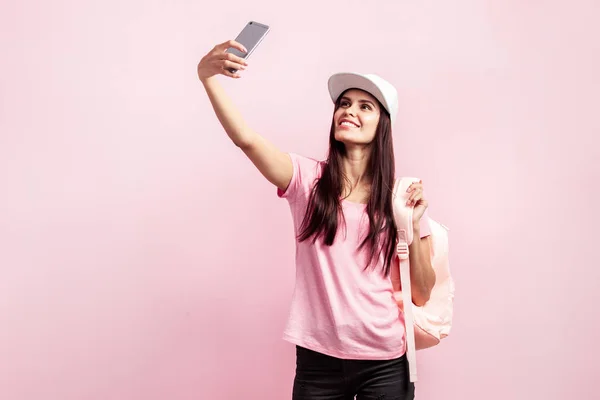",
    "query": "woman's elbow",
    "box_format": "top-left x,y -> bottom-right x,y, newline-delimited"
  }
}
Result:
413,274 -> 436,306
413,290 -> 431,307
